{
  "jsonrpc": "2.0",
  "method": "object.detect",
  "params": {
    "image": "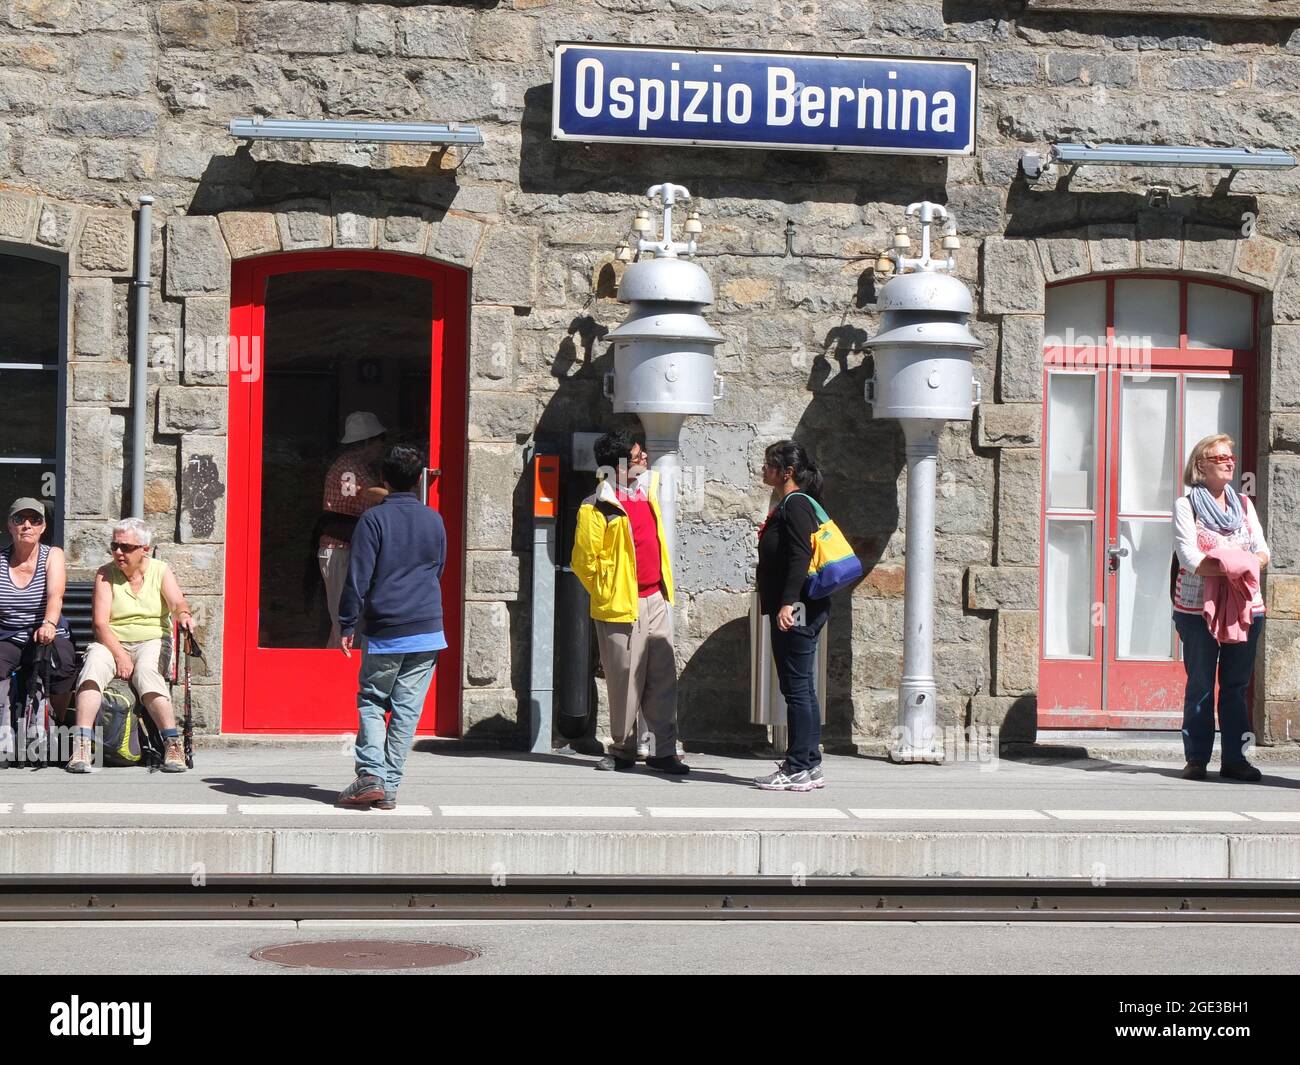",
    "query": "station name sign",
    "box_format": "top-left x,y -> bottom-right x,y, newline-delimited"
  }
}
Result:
552,43 -> 977,156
